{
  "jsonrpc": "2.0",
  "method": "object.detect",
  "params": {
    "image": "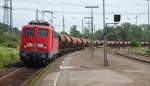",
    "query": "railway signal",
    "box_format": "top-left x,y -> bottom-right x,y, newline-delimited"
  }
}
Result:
114,15 -> 121,22
104,14 -> 121,66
